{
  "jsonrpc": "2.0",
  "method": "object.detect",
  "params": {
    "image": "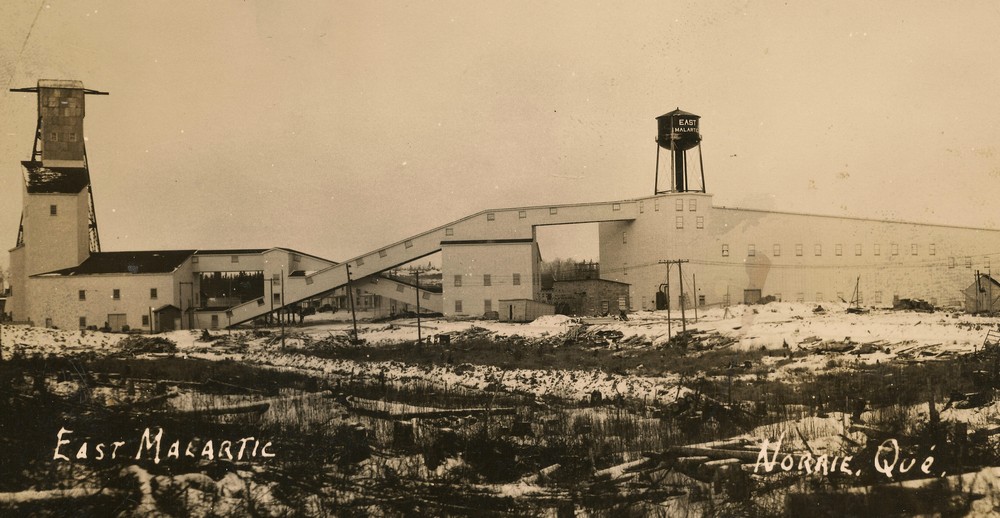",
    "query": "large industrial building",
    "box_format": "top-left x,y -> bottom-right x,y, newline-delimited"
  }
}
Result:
8,80 -> 1000,331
